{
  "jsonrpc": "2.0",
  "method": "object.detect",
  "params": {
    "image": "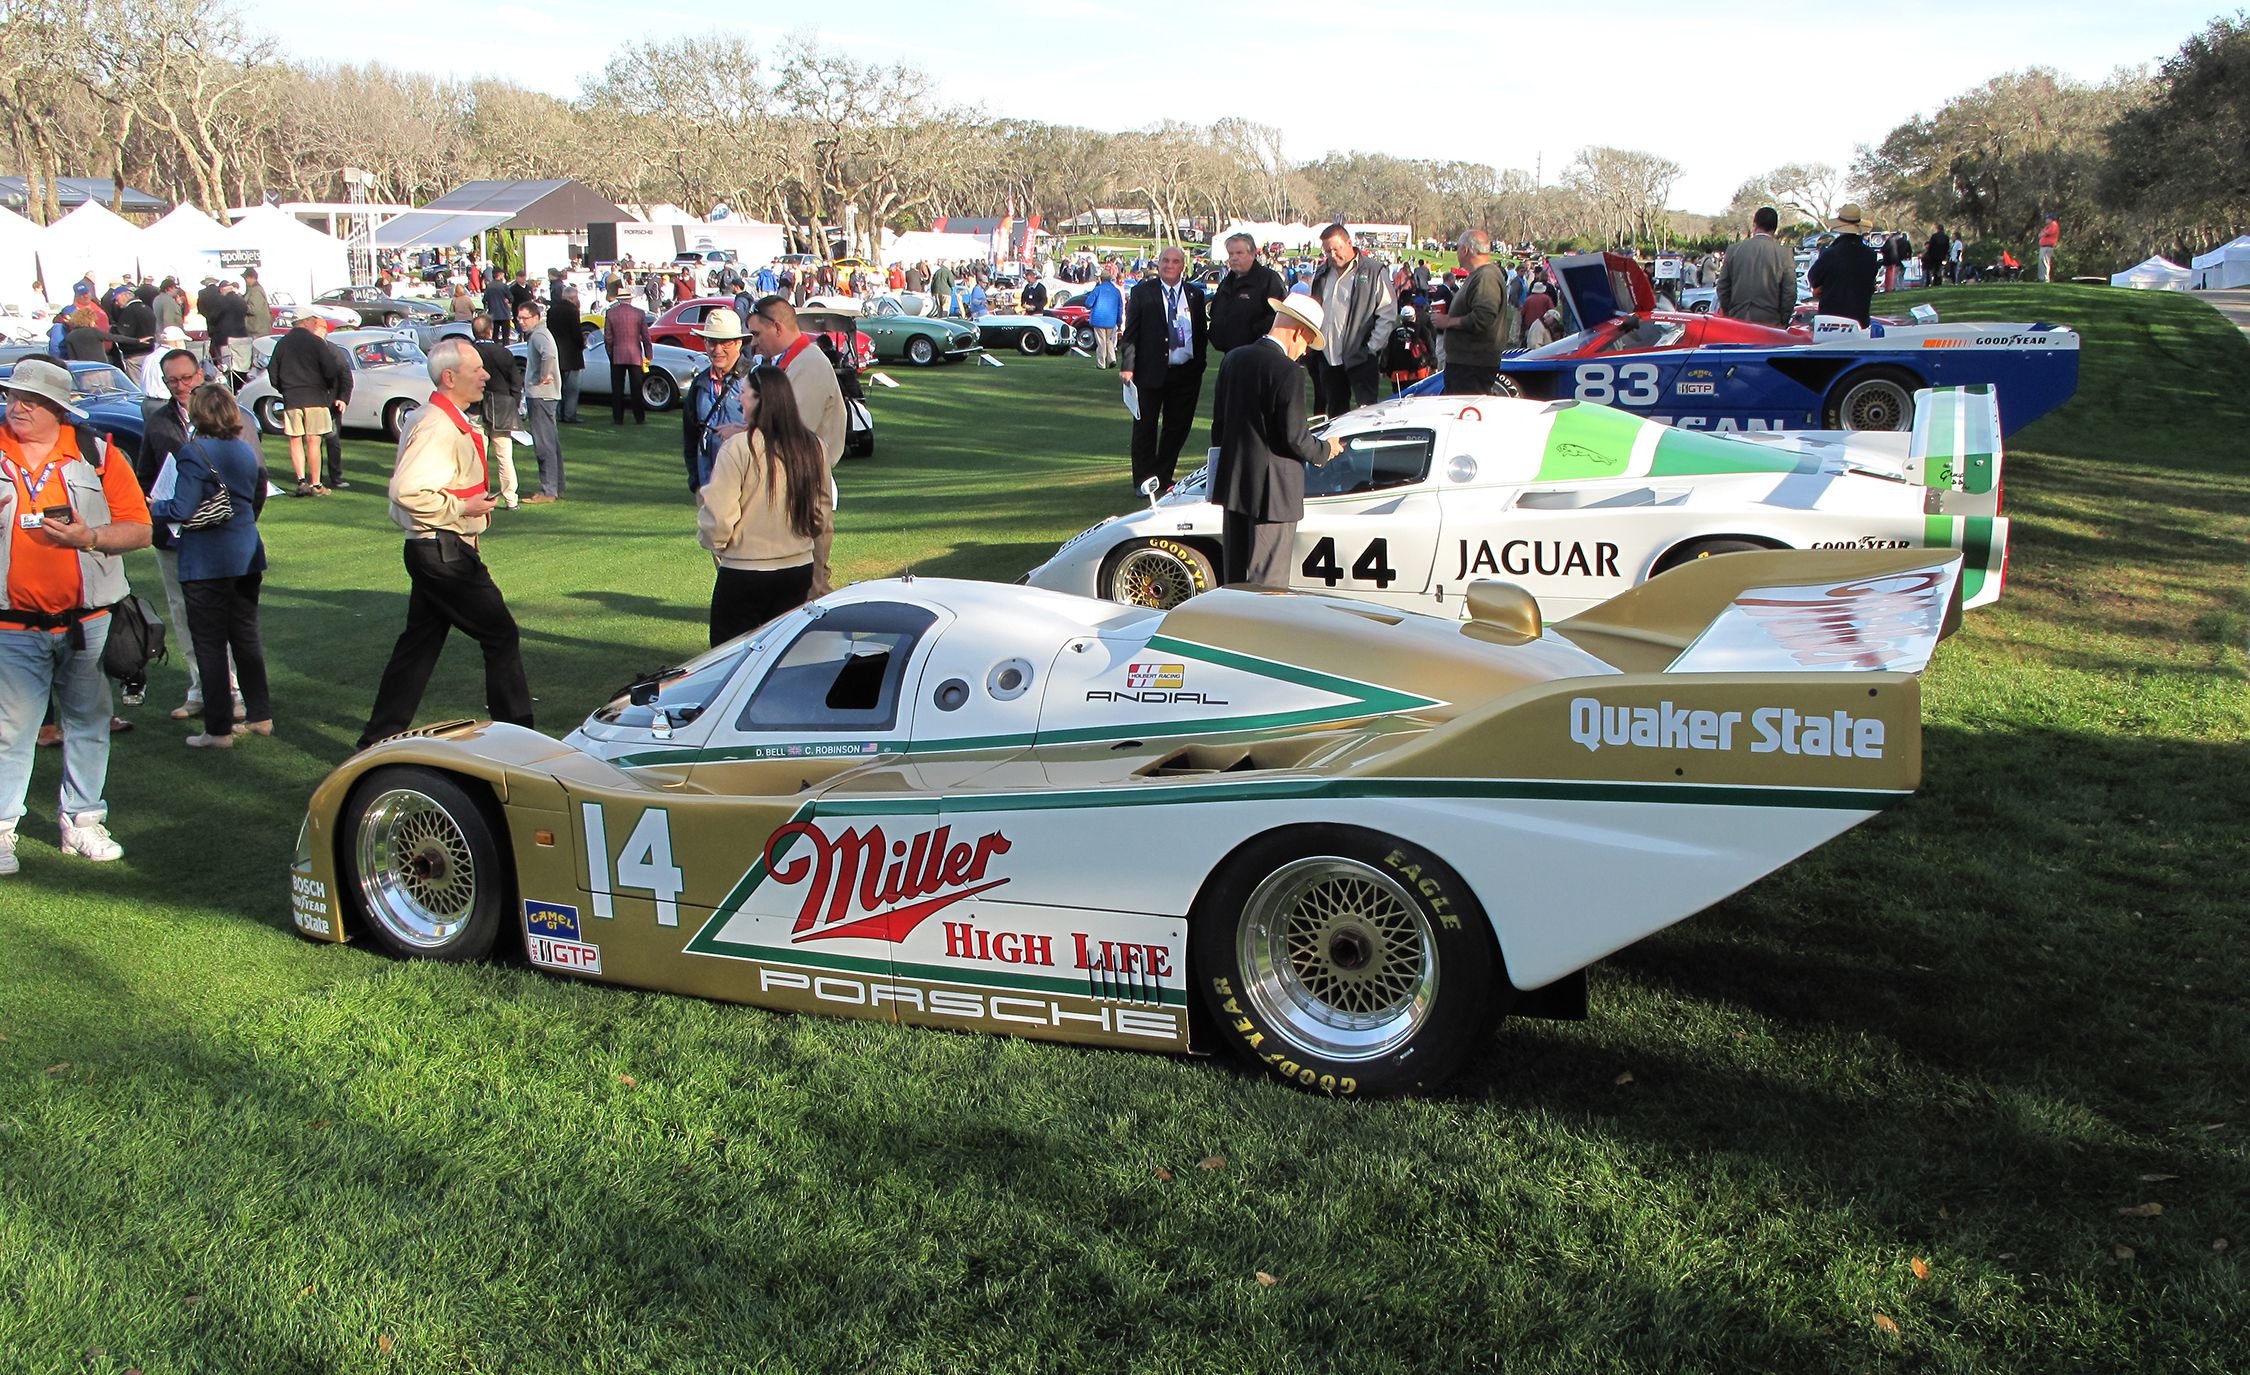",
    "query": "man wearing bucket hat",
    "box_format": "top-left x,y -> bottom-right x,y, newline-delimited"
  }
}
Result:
1209,294 -> 1343,587
682,306 -> 753,493
0,358 -> 155,875
1807,203 -> 1879,327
